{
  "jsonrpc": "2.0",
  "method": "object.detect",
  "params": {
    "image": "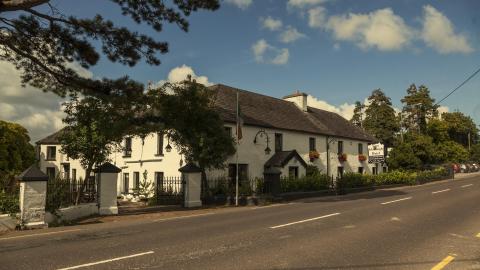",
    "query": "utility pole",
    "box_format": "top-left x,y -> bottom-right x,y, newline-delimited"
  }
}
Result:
468,132 -> 471,151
